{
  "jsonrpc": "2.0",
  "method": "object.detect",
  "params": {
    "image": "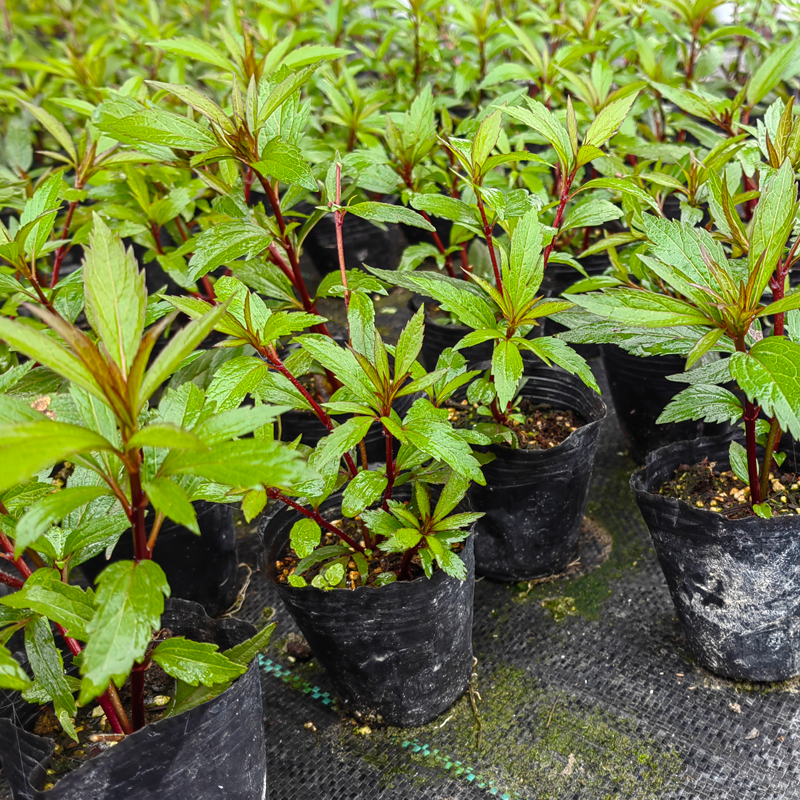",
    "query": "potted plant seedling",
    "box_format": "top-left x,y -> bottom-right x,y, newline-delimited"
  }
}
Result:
0,218 -> 313,797
376,95 -> 638,580
569,151 -> 800,681
165,152 -> 488,726
560,130 -> 752,460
